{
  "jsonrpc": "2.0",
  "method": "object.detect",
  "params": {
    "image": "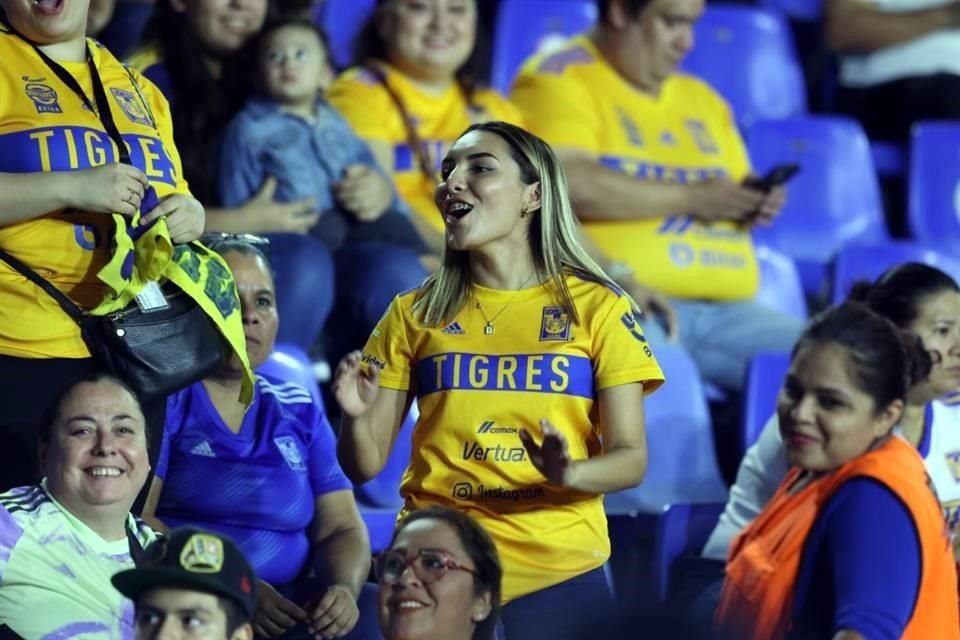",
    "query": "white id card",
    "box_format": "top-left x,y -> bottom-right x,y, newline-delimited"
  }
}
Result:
135,281 -> 170,313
